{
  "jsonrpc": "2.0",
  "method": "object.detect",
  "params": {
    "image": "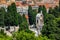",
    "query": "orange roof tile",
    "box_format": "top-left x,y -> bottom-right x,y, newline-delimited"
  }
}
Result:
0,0 -> 59,8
